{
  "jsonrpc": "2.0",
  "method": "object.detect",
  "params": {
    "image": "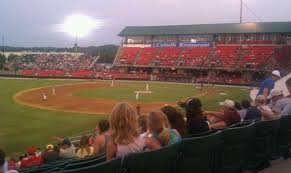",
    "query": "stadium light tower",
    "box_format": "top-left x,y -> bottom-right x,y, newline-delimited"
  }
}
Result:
0,33 -> 4,56
240,0 -> 243,23
53,14 -> 106,56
